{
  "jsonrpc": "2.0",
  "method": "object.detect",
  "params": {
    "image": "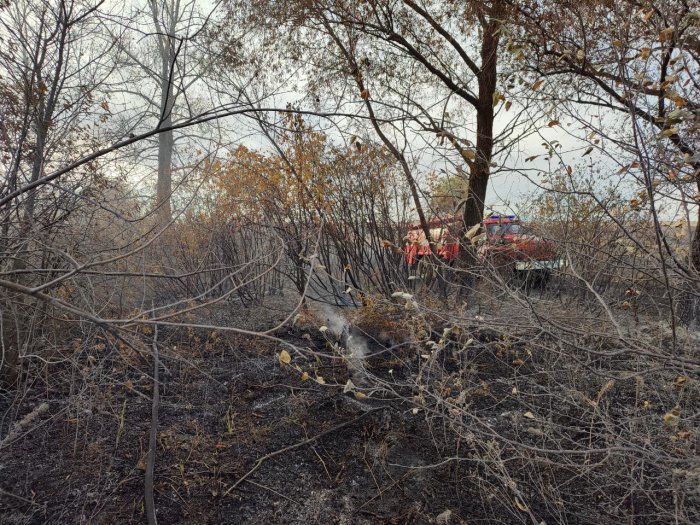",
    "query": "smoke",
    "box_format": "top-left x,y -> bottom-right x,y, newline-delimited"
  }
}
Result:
309,302 -> 369,385
314,302 -> 350,337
